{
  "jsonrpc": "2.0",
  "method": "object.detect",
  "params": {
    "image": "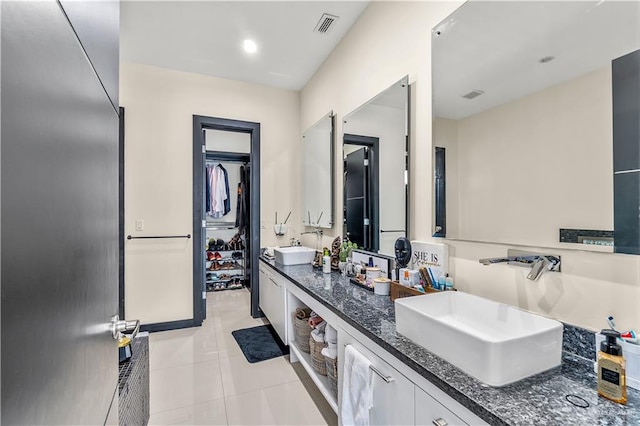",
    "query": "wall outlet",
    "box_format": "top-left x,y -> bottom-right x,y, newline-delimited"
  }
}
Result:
135,219 -> 144,231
